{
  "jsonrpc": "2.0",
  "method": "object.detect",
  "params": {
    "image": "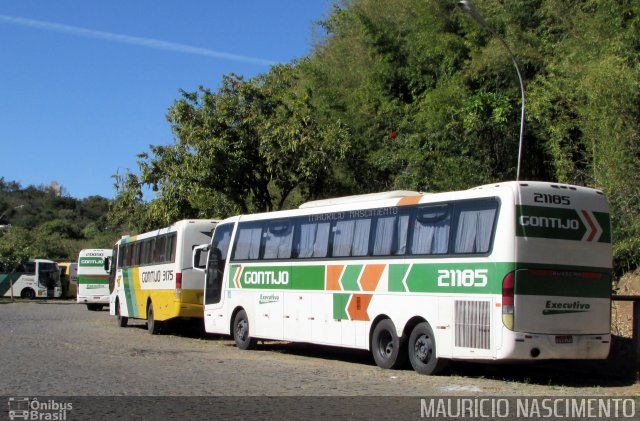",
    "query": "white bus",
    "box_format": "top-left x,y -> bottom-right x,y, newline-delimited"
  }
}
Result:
108,219 -> 219,334
193,181 -> 612,374
77,249 -> 112,311
0,259 -> 62,299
